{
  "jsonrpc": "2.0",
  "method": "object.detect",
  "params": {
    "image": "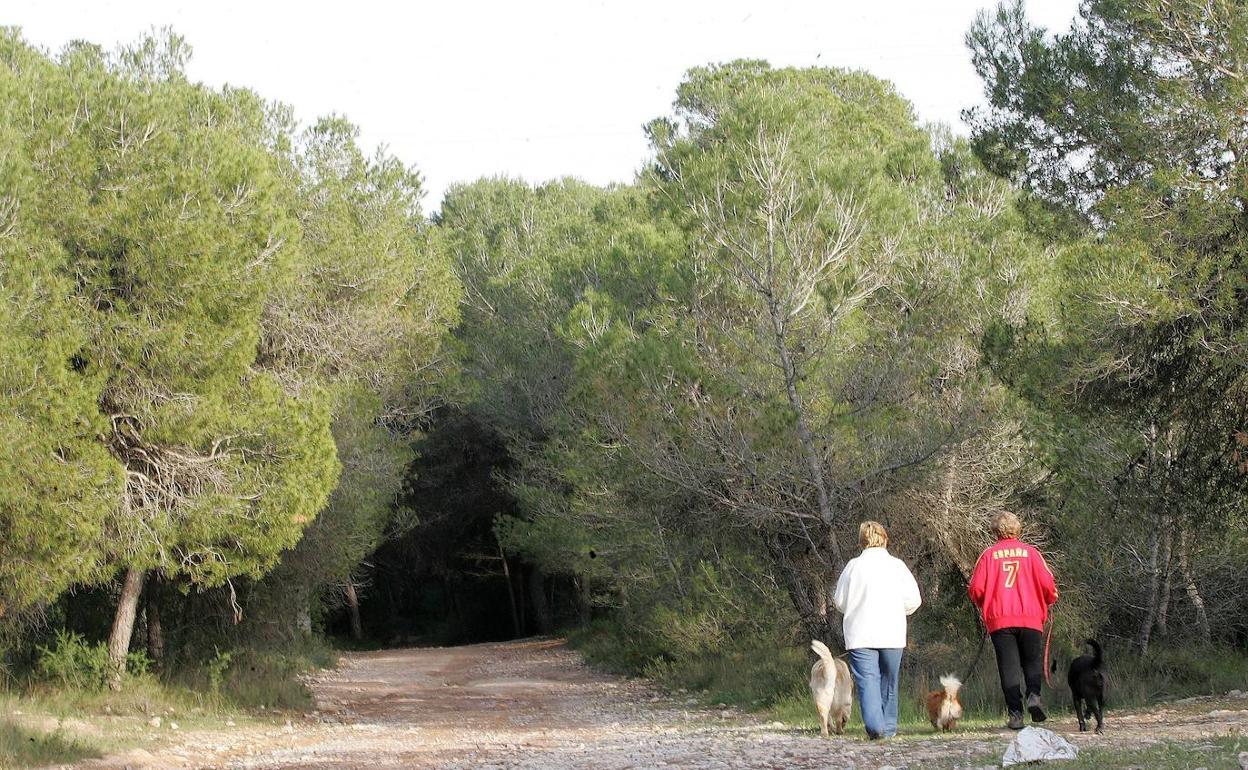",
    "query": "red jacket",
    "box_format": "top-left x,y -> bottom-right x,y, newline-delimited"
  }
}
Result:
968,538 -> 1058,632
